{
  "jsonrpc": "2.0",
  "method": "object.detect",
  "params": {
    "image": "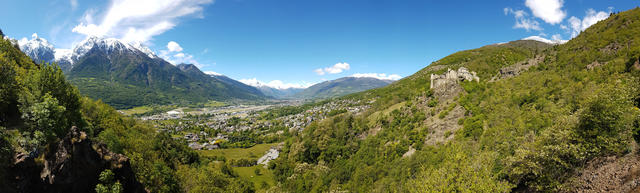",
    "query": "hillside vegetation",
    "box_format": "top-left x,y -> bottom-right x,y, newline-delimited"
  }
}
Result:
0,35 -> 257,192
65,42 -> 264,109
268,8 -> 640,192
